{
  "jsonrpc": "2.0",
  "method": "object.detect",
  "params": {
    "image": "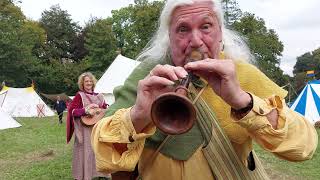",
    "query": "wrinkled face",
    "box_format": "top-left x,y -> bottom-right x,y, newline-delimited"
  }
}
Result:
83,76 -> 93,92
169,1 -> 222,66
